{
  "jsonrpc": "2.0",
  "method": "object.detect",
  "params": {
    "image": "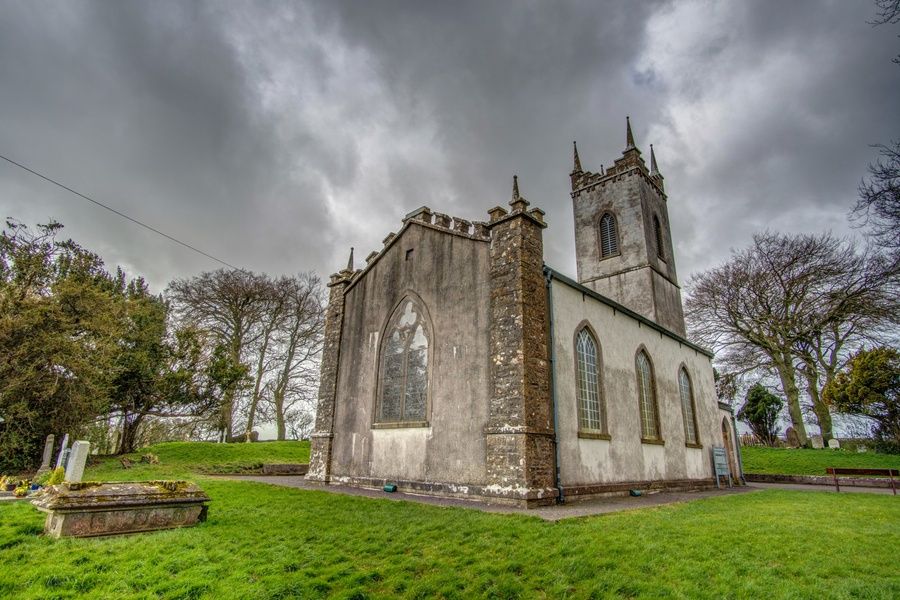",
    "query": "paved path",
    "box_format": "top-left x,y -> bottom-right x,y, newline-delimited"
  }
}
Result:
219,475 -> 756,521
